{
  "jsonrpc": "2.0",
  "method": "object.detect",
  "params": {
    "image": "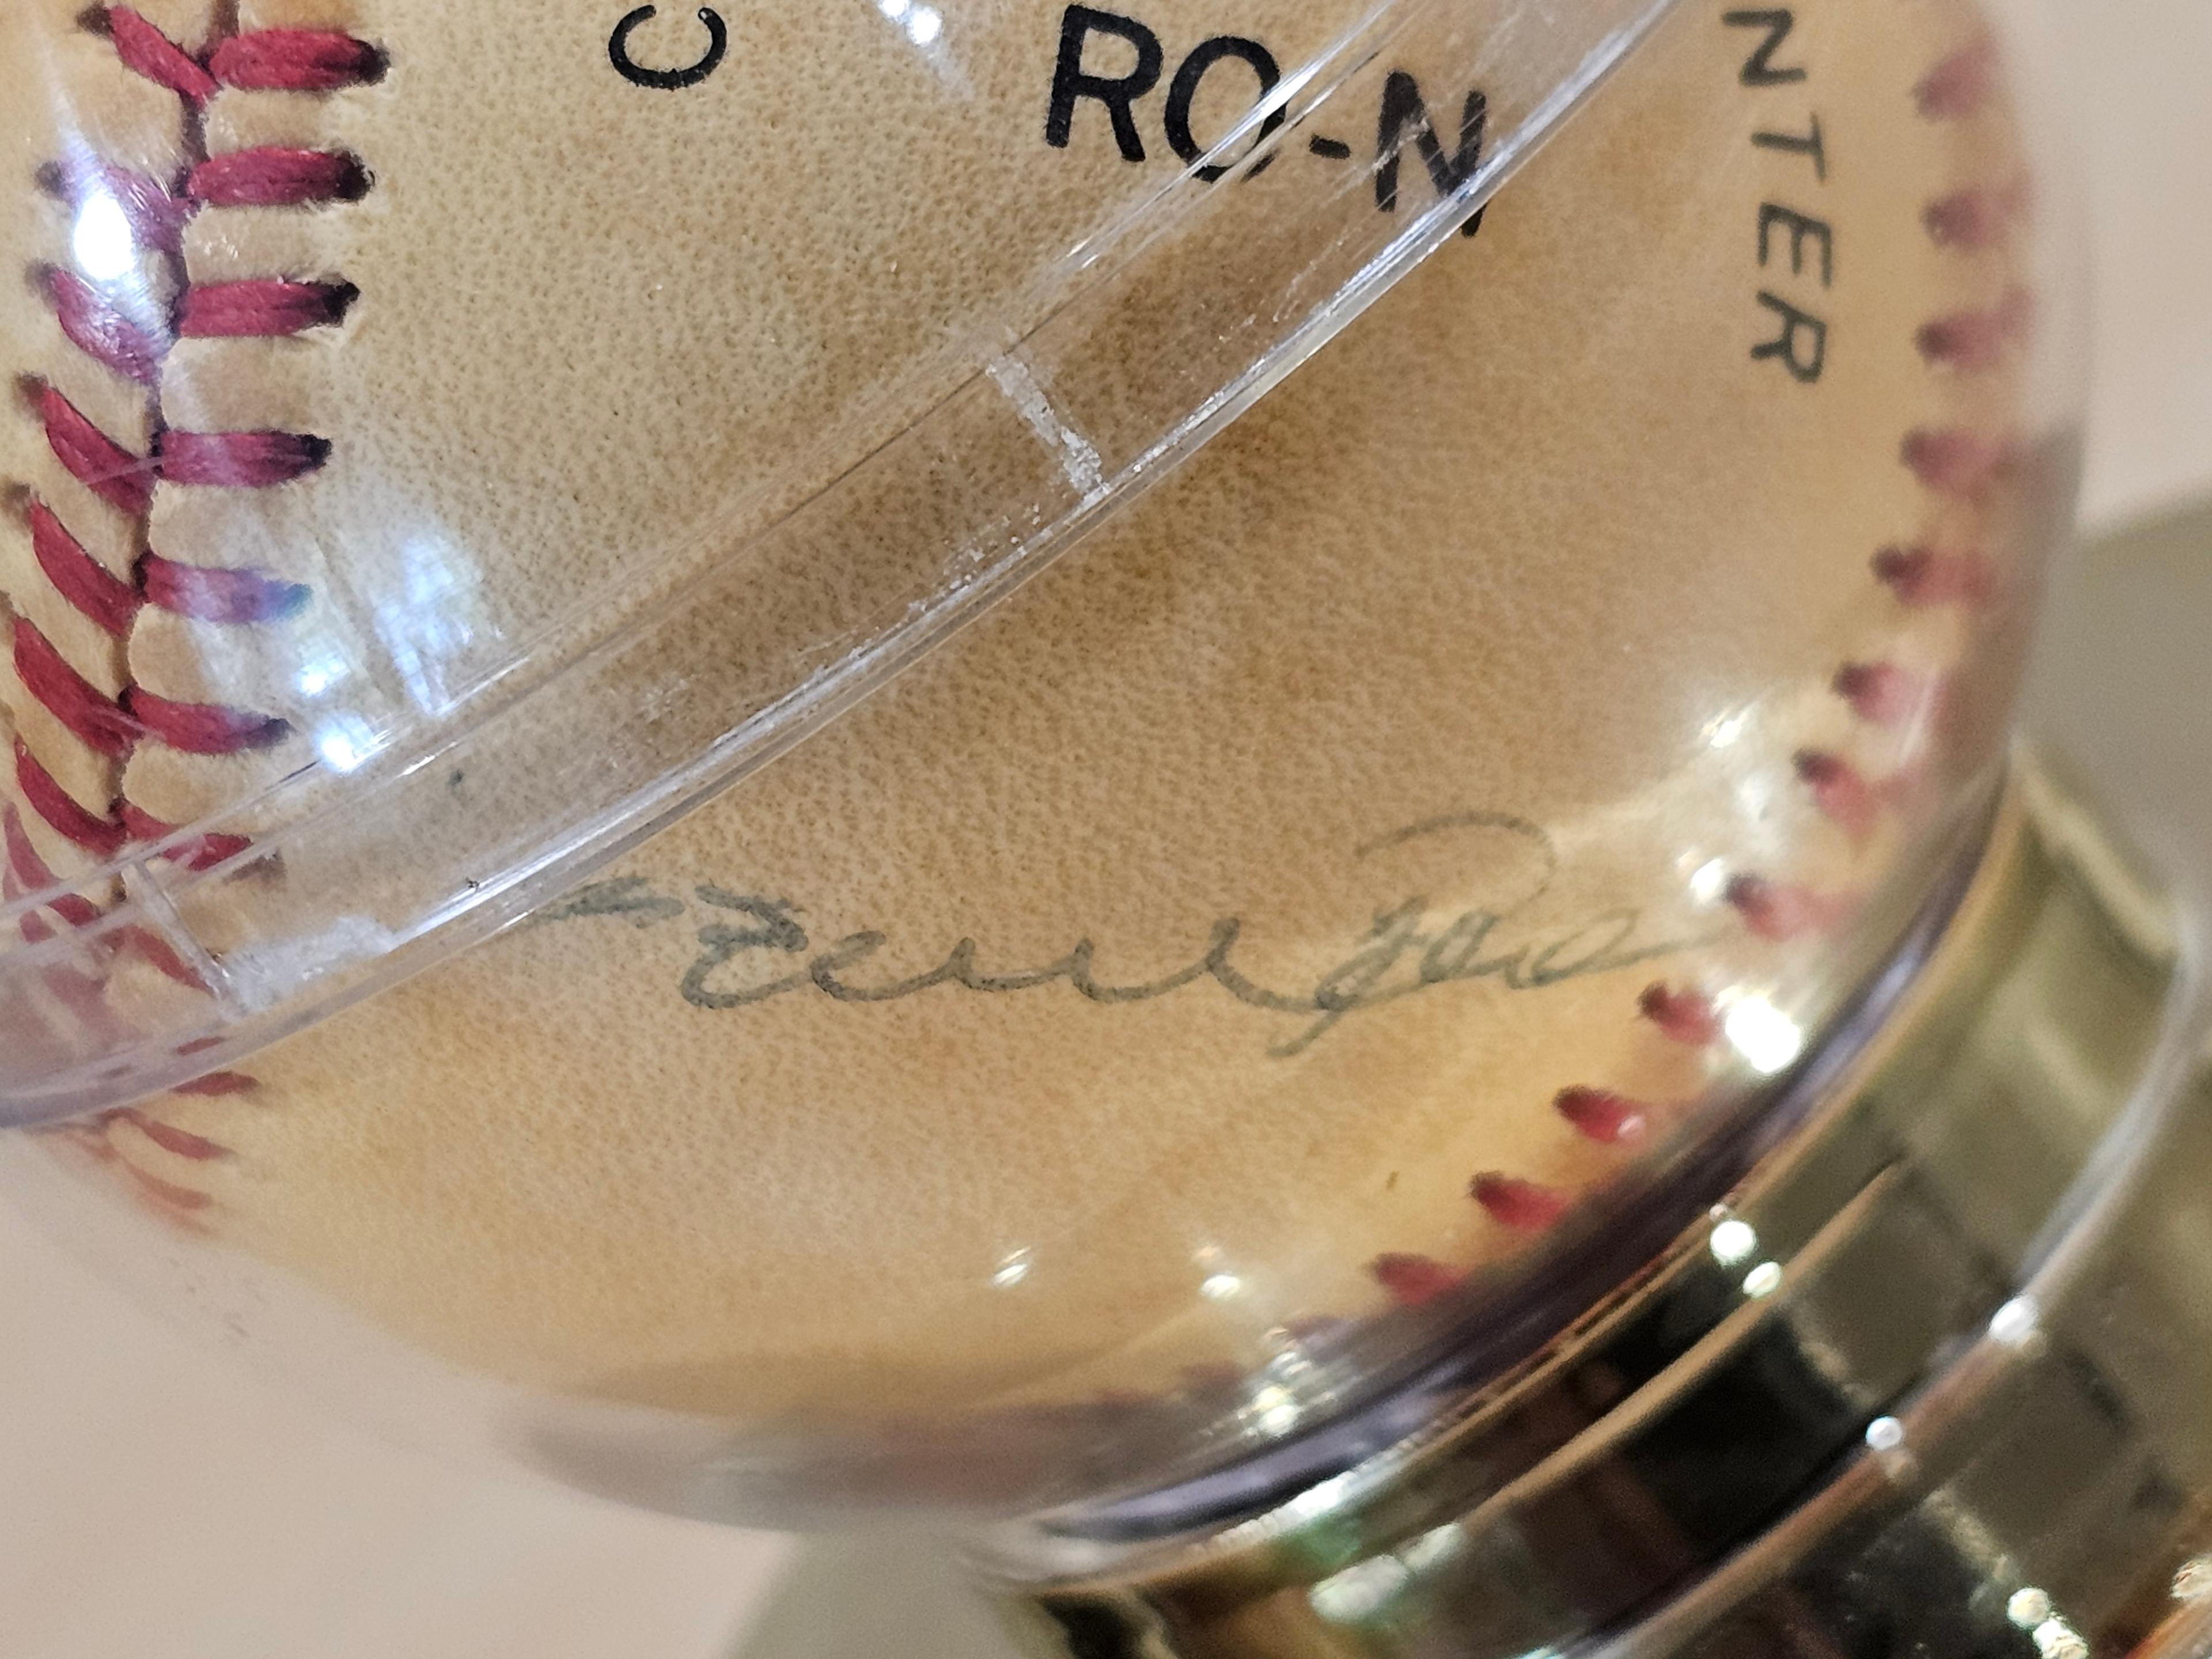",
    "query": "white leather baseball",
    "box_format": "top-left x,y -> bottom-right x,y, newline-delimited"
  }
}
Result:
1,0 -> 2038,1445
